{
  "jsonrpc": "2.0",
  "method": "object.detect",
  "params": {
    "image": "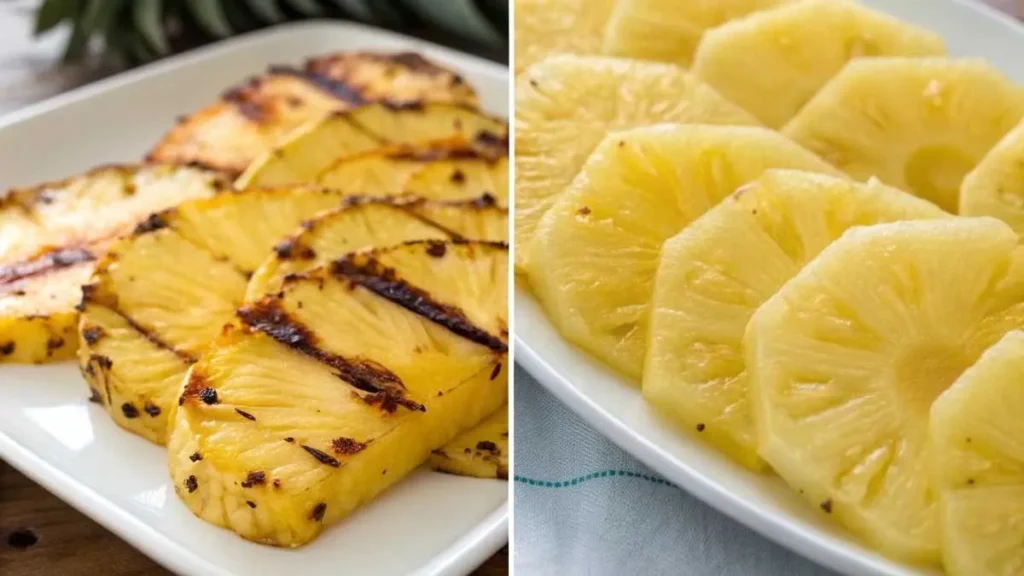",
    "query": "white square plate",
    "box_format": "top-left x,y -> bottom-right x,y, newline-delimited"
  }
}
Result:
0,22 -> 508,576
515,1 -> 1023,575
